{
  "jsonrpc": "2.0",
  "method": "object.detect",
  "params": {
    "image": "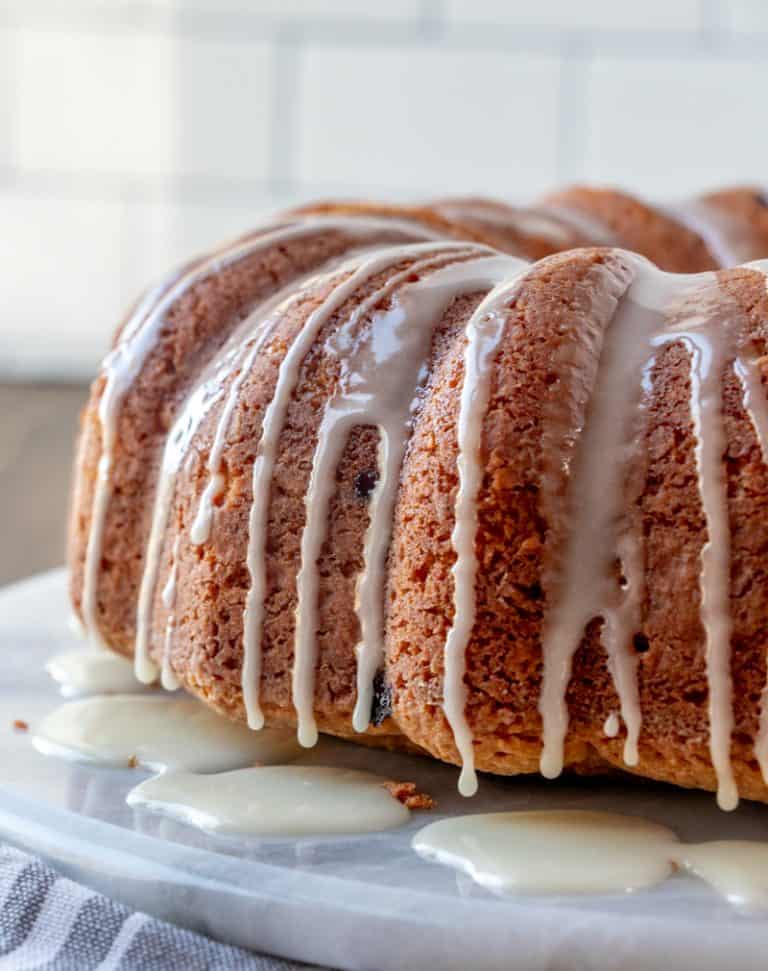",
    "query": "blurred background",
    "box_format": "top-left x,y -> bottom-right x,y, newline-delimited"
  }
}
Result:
1,0 -> 767,582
